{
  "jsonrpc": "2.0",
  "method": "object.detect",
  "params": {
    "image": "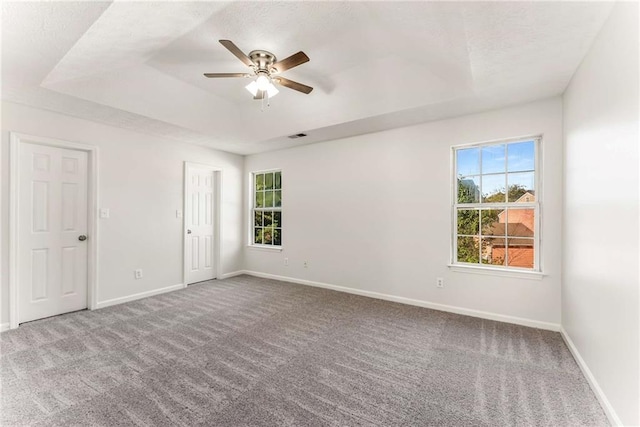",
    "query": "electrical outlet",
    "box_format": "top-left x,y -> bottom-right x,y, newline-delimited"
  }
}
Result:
303,260 -> 308,268
99,208 -> 110,219
284,257 -> 289,266
436,277 -> 444,288
176,210 -> 183,219
134,269 -> 143,279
